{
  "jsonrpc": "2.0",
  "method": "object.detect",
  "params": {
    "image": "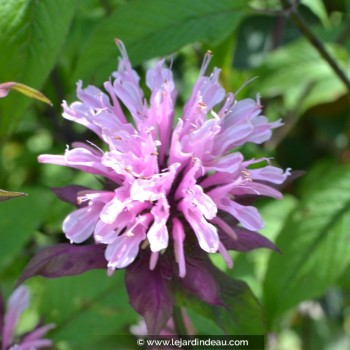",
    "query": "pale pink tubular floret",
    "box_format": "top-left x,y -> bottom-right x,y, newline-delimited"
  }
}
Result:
105,214 -> 152,269
147,195 -> 170,252
146,60 -> 176,163
218,242 -> 234,269
204,152 -> 243,173
63,191 -> 113,243
249,164 -> 291,184
212,97 -> 282,155
2,286 -> 54,350
112,40 -> 146,125
217,198 -> 264,232
38,41 -> 290,276
179,198 -> 219,253
18,324 -> 55,350
2,286 -> 29,350
63,205 -> 101,243
172,218 -> 186,277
